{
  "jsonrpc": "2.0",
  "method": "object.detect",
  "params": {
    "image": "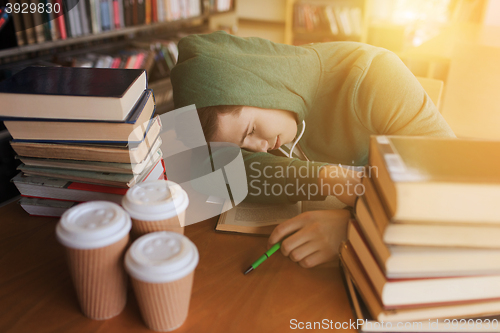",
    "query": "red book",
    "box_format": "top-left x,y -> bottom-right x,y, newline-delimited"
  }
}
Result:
133,52 -> 146,69
55,0 -> 67,40
111,57 -> 121,68
113,0 -> 120,28
151,0 -> 158,22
